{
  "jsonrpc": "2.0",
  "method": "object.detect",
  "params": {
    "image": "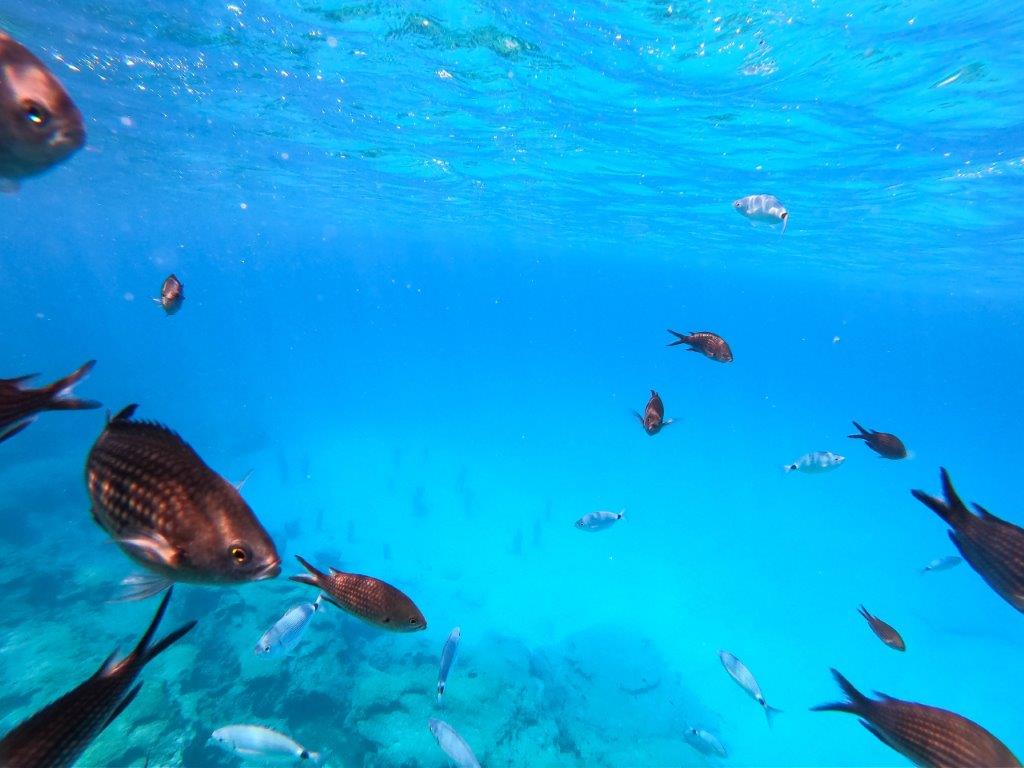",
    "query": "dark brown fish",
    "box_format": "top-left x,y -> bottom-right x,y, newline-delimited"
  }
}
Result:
666,329 -> 733,363
633,390 -> 674,436
912,468 -> 1024,613
0,360 -> 99,444
155,274 -> 184,315
812,668 -> 1020,767
0,31 -> 85,187
848,420 -> 907,459
0,589 -> 196,768
85,404 -> 280,600
857,605 -> 906,651
291,555 -> 426,632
